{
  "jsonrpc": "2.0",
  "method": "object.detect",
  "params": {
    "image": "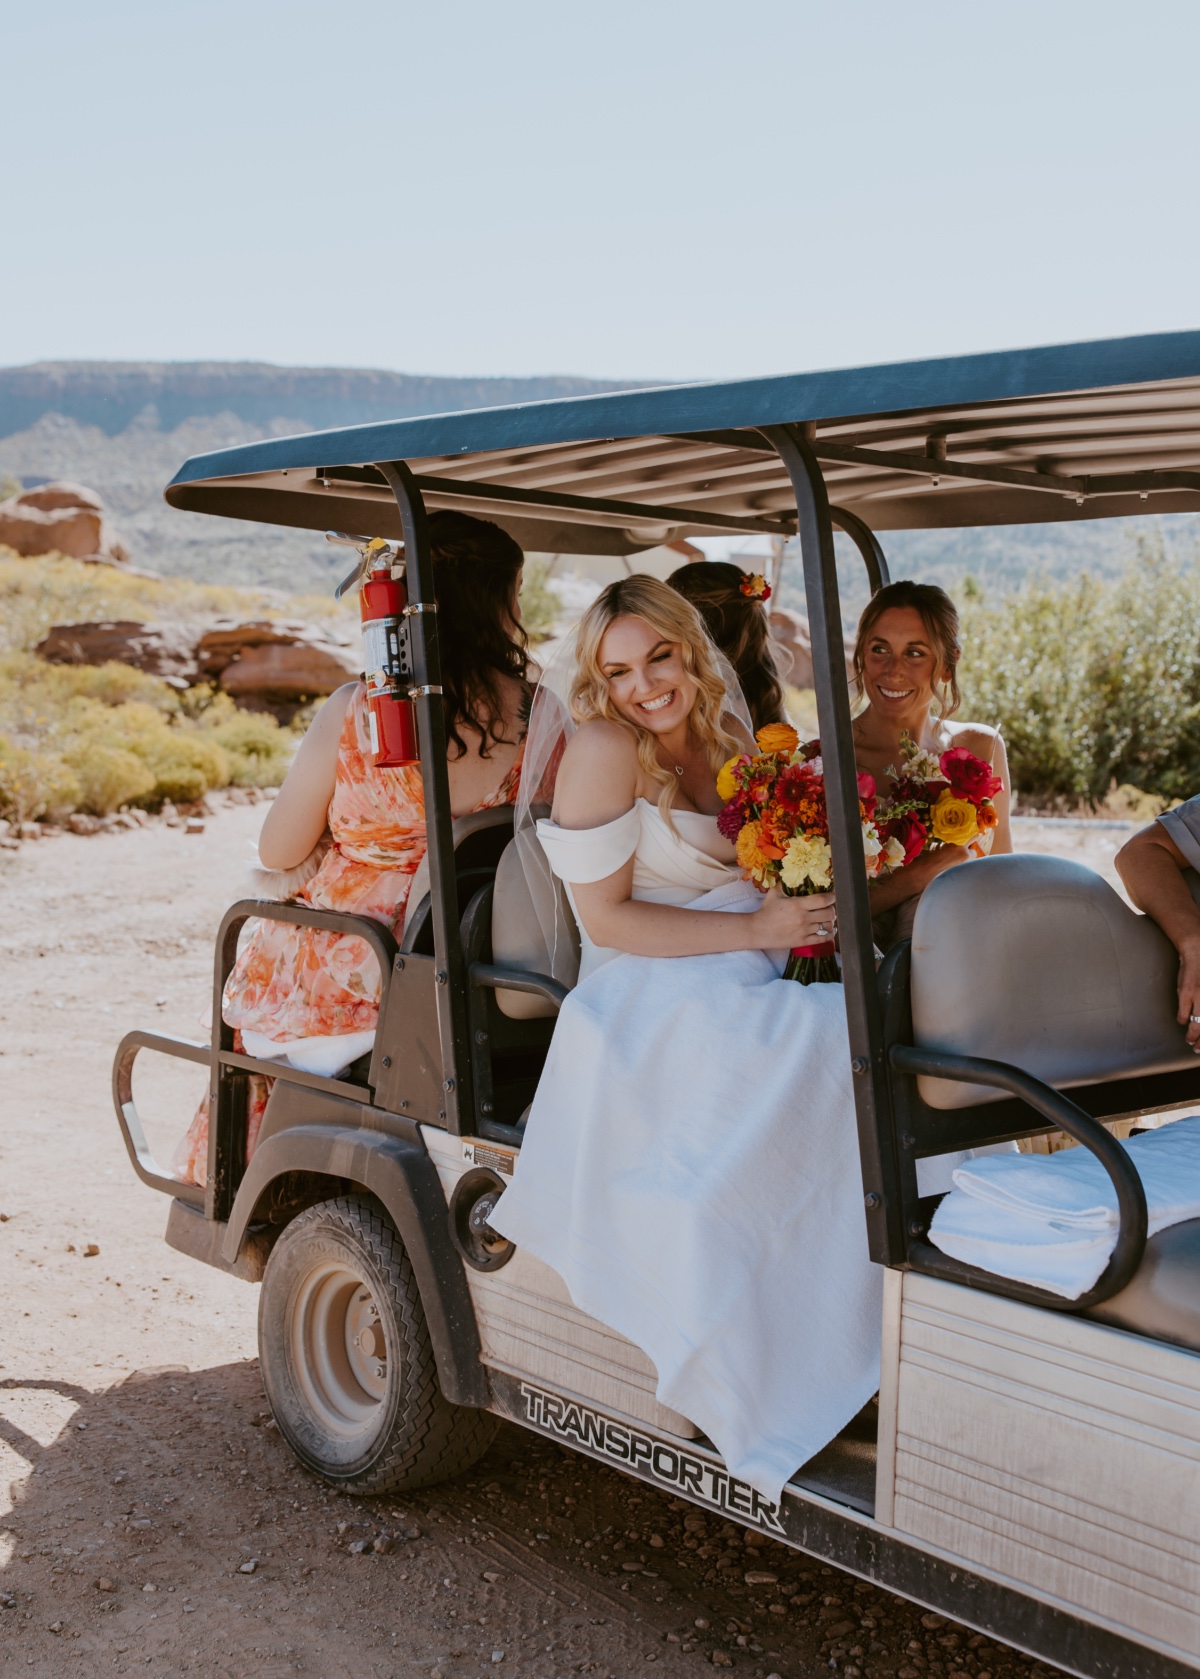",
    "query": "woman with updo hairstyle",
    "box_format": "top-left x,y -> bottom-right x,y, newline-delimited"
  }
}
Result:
667,559 -> 788,735
850,578 -> 1012,946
